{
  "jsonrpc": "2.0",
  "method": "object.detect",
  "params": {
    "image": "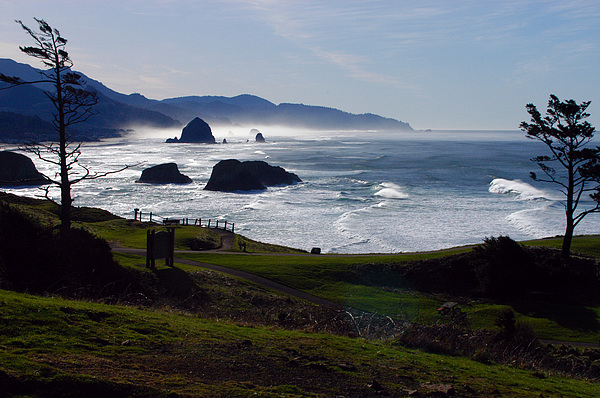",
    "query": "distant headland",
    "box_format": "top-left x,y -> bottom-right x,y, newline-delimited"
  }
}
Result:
0,58 -> 412,143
